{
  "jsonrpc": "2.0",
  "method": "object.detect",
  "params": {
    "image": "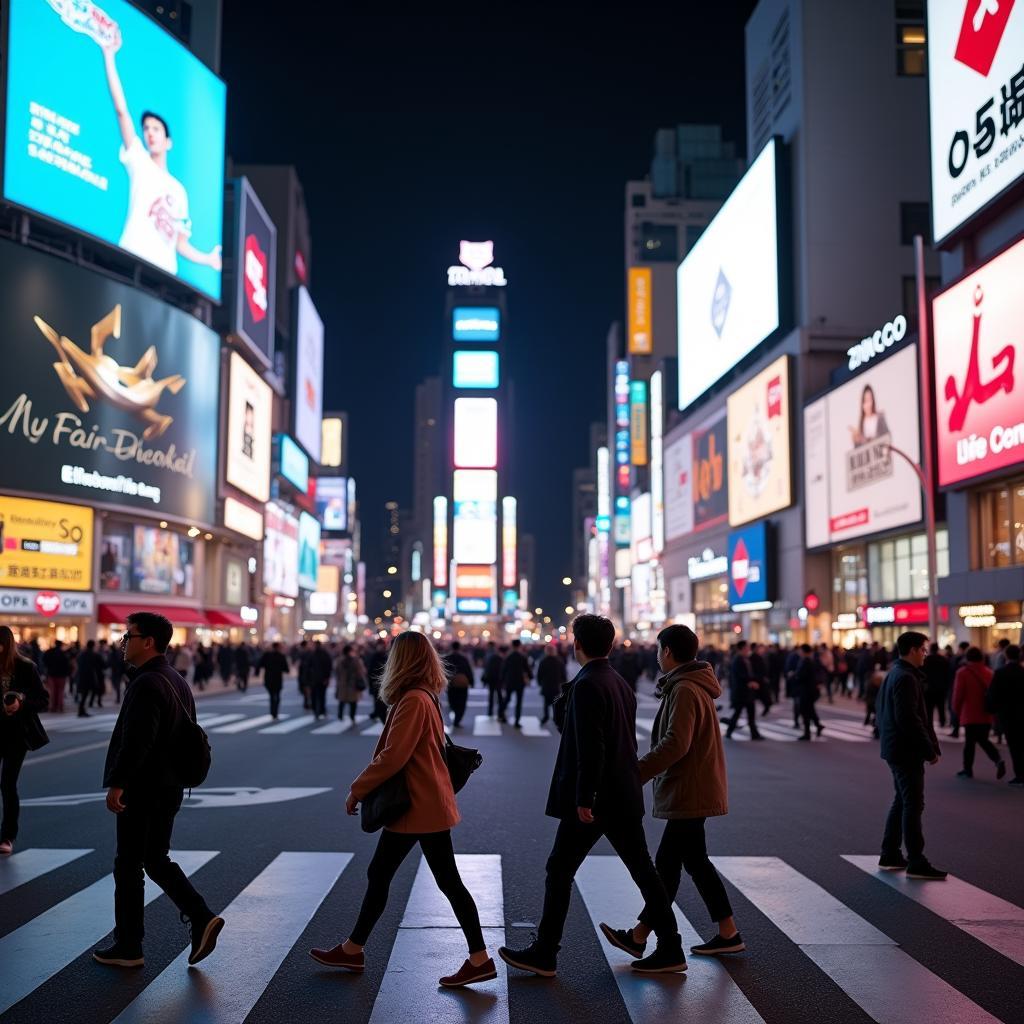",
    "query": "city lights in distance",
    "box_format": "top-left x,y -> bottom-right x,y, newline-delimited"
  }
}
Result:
453,350 -> 500,389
